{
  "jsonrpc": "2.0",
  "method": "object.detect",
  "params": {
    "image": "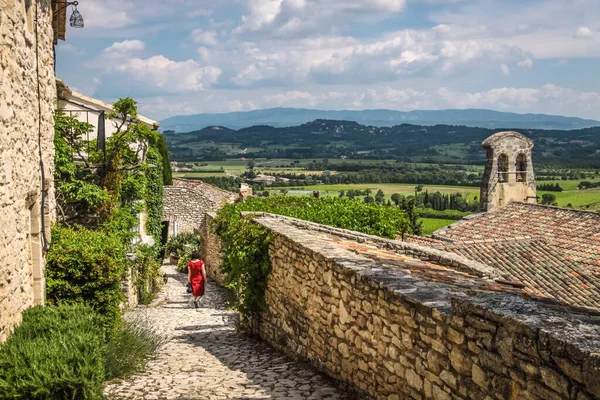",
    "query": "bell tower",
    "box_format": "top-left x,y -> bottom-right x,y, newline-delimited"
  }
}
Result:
480,131 -> 536,212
